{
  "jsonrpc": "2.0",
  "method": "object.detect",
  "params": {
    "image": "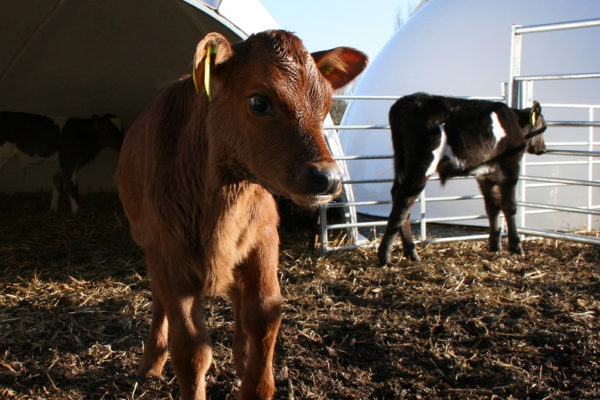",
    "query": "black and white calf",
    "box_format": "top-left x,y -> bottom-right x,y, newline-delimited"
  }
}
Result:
0,111 -> 61,167
51,115 -> 122,213
378,92 -> 547,265
0,111 -> 122,213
